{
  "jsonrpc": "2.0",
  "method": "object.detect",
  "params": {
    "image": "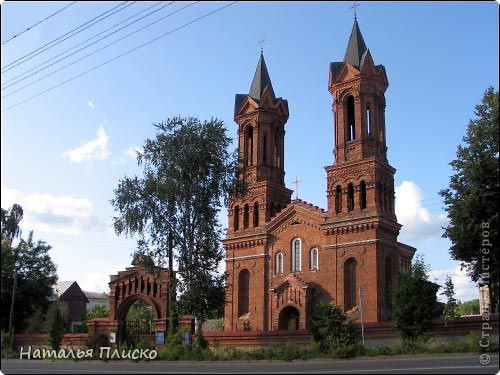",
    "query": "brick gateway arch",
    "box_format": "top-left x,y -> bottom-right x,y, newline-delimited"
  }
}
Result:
109,260 -> 170,343
87,258 -> 193,347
